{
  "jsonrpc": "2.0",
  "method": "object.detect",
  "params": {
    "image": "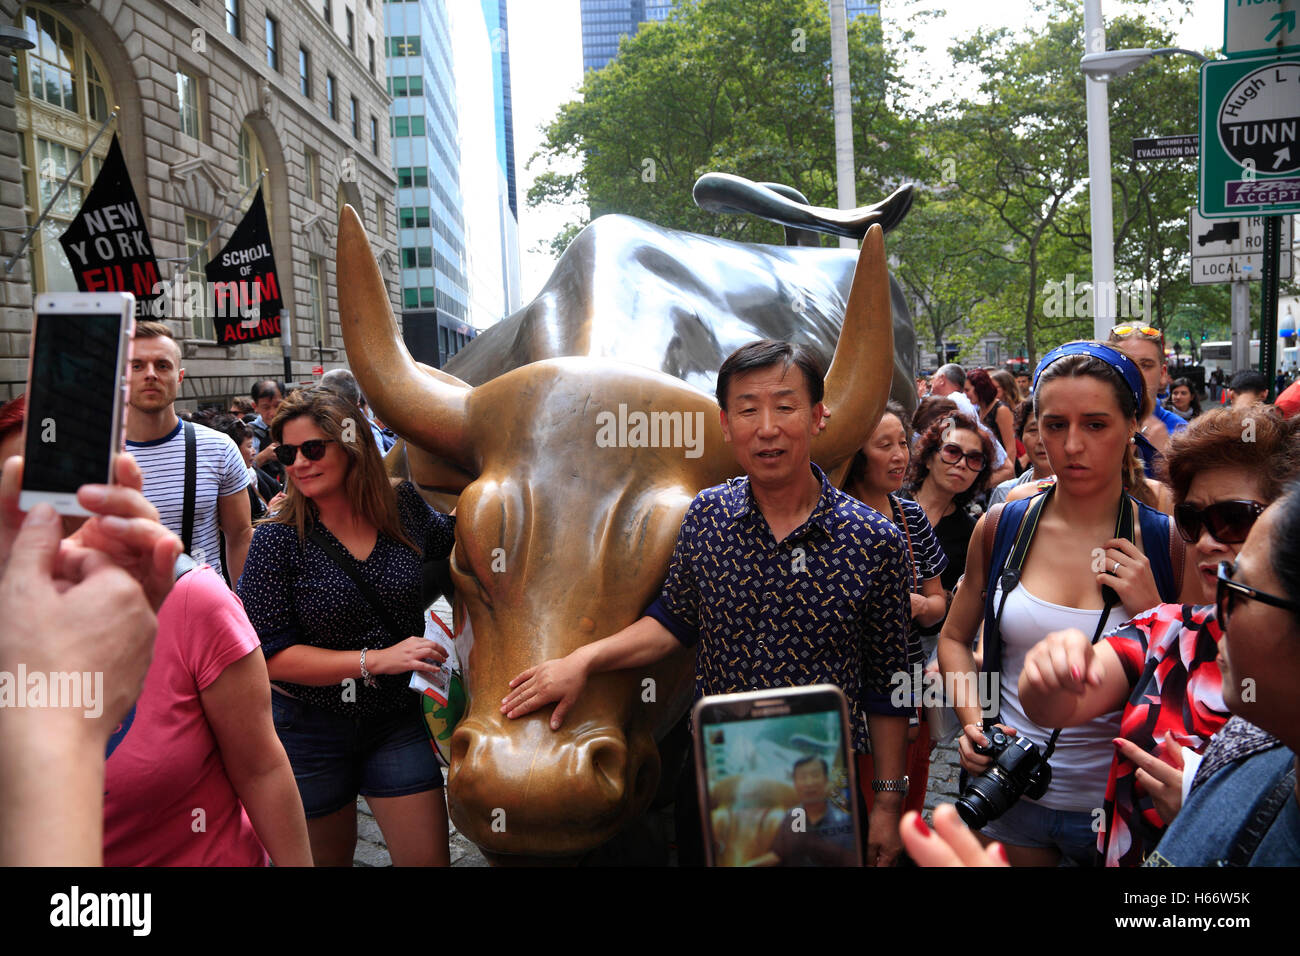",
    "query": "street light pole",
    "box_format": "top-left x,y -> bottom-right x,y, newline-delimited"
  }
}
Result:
1083,0 -> 1115,341
829,0 -> 856,251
